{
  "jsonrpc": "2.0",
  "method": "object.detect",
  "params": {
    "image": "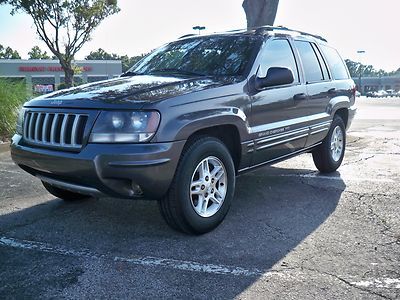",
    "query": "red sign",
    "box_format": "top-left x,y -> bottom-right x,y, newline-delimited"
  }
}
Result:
19,66 -> 92,72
